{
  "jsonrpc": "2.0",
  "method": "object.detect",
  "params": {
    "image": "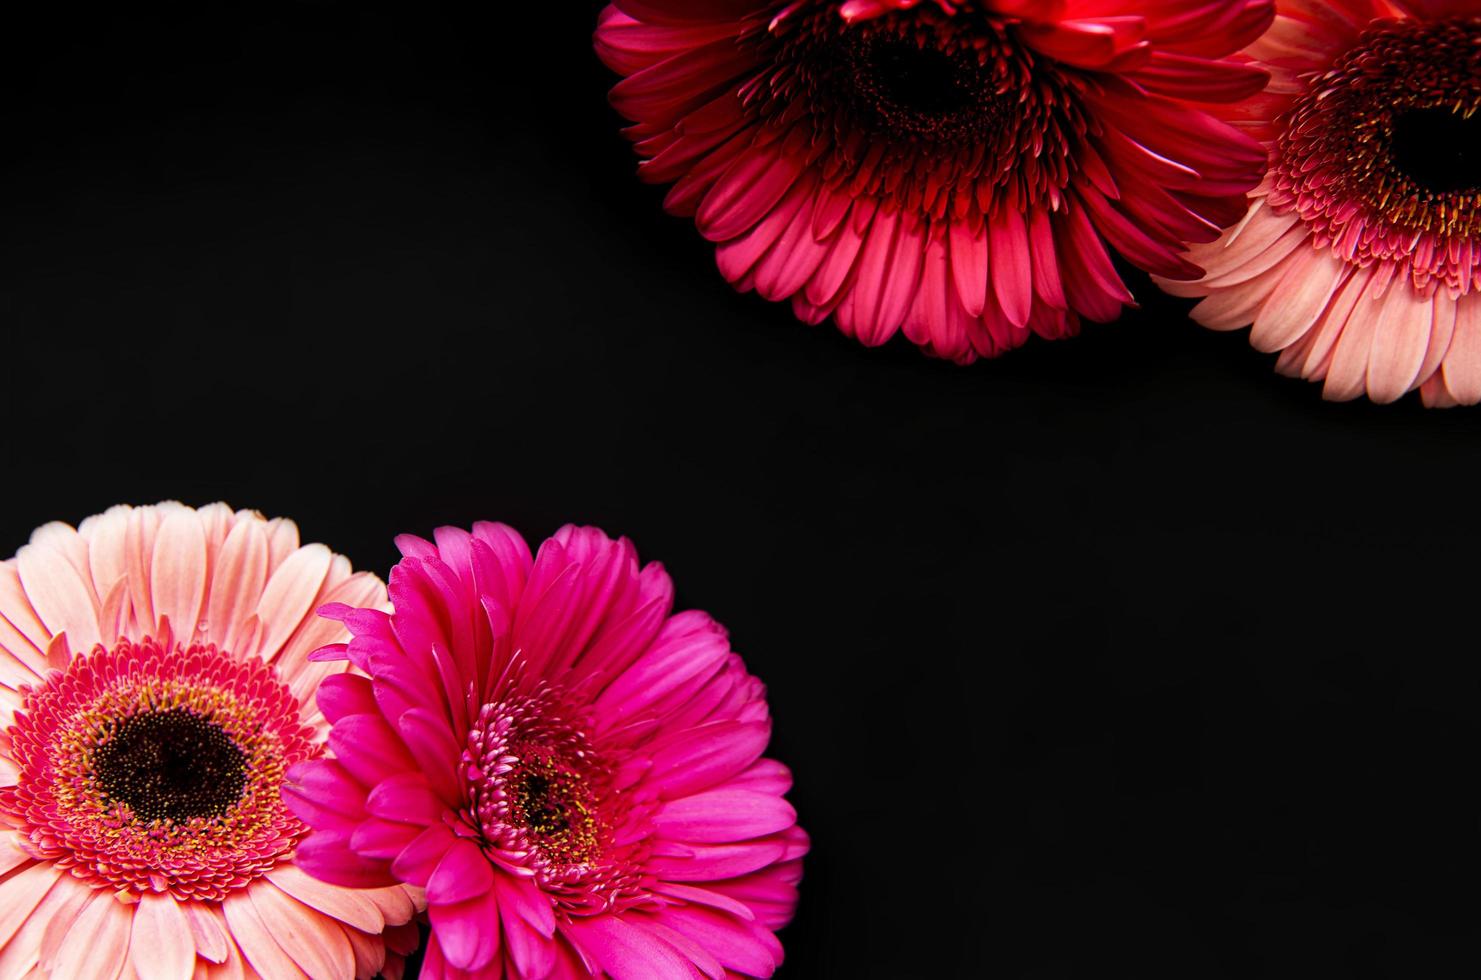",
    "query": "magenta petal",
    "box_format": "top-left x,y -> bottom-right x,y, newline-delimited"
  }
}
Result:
645,839 -> 789,881
282,761 -> 364,831
499,886 -> 557,979
391,822 -> 457,887
307,641 -> 350,662
646,720 -> 771,798
563,915 -> 695,980
315,672 -> 378,723
294,833 -> 395,888
494,874 -> 556,938
366,772 -> 448,826
396,707 -> 465,804
653,789 -> 797,843
659,905 -> 778,977
329,713 -> 418,787
427,839 -> 496,906
428,888 -> 502,972
350,817 -> 425,860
